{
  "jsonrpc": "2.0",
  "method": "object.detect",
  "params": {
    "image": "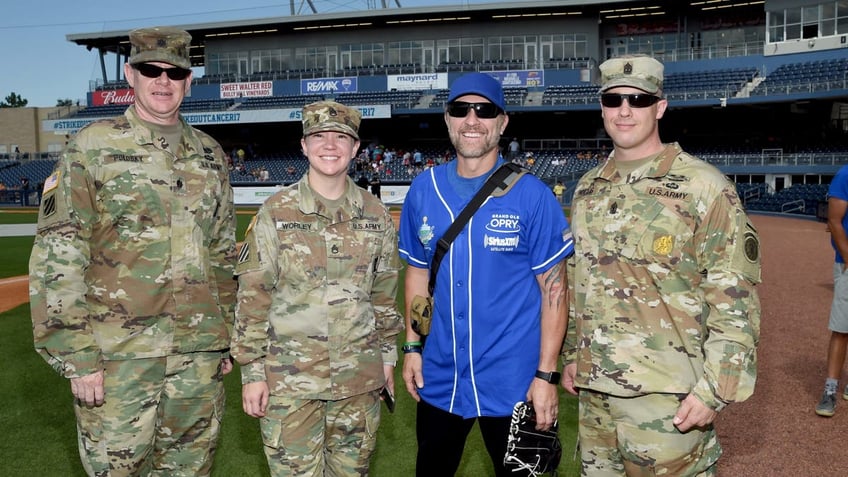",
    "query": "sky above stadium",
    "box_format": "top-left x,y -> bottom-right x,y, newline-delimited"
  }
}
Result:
0,0 -> 486,108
